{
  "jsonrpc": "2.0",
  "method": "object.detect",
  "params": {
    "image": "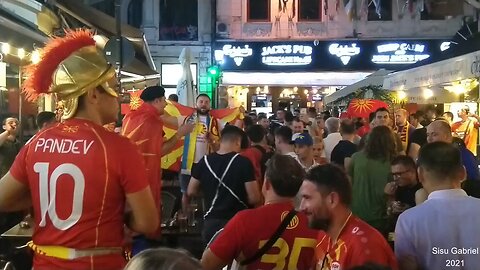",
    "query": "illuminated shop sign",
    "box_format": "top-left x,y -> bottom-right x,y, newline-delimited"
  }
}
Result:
261,45 -> 312,66
215,44 -> 253,66
255,94 -> 267,100
215,39 -> 446,71
440,42 -> 451,52
328,43 -> 361,65
372,43 -> 430,64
